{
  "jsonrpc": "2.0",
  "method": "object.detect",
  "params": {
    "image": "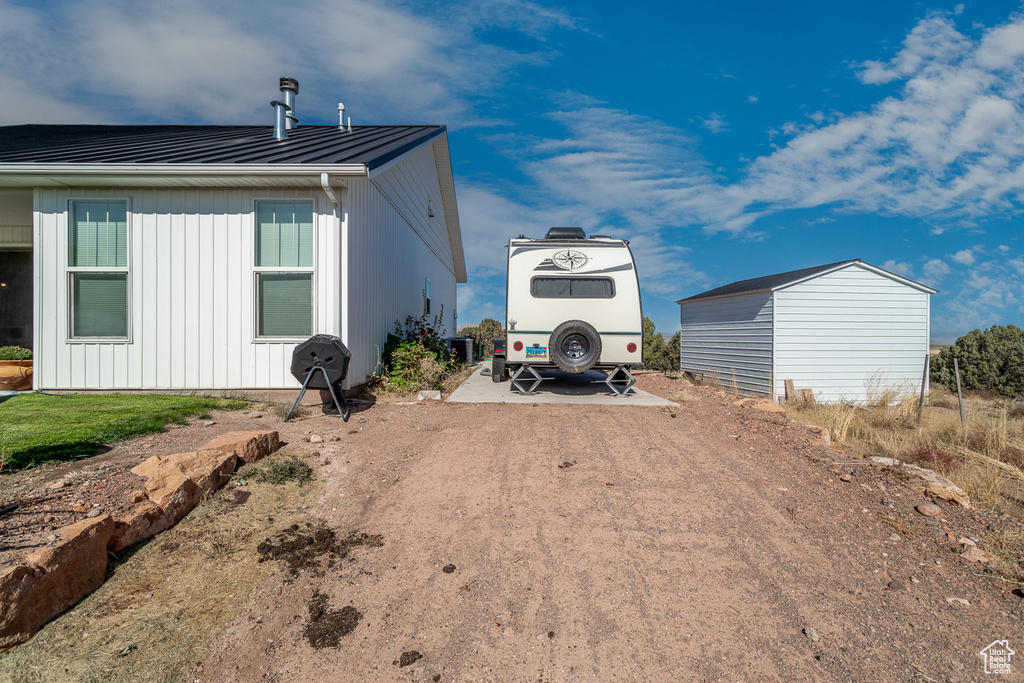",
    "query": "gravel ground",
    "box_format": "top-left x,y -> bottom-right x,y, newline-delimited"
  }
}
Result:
174,375 -> 1024,683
